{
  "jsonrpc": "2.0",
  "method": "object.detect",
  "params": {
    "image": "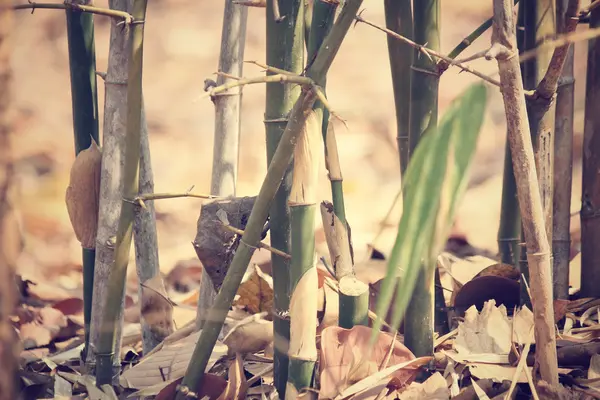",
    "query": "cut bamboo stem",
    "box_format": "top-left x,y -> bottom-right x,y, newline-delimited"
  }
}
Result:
175,2 -> 363,397
384,0 -> 412,175
95,0 -> 147,386
265,0 -> 304,395
490,0 -> 559,386
553,0 -> 579,299
404,0 -> 440,359
581,6 -> 600,298
86,0 -> 131,374
64,0 -> 100,362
